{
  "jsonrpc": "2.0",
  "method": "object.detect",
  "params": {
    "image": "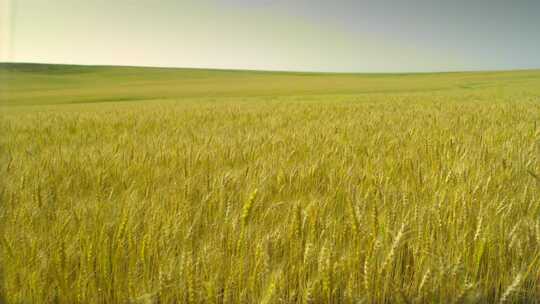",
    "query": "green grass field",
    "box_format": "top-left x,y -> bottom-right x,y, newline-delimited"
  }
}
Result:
1,63 -> 540,303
